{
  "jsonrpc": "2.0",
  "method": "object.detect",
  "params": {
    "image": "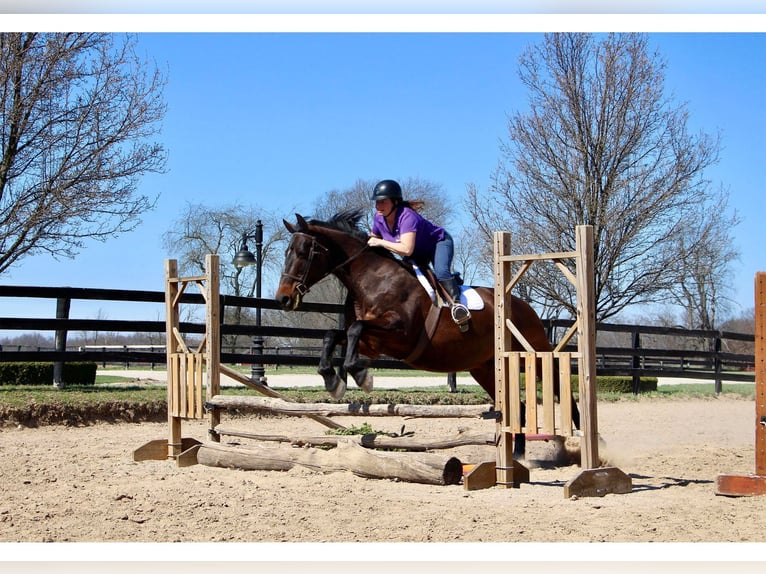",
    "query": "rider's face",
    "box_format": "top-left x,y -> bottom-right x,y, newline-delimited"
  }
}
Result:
375,198 -> 393,216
